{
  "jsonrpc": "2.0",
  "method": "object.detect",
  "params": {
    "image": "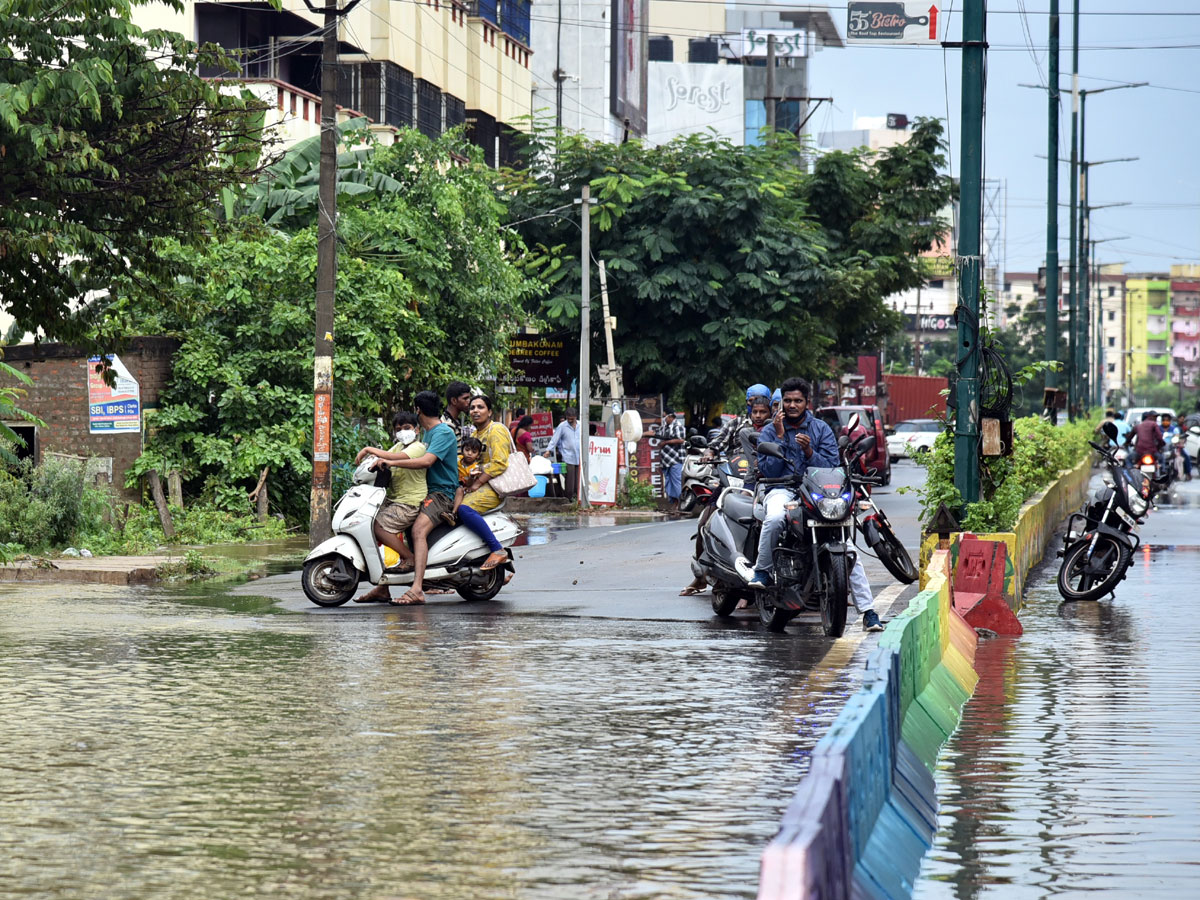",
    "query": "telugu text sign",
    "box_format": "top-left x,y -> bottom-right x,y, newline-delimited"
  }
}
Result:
87,355 -> 141,434
508,336 -> 569,388
846,1 -> 943,45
